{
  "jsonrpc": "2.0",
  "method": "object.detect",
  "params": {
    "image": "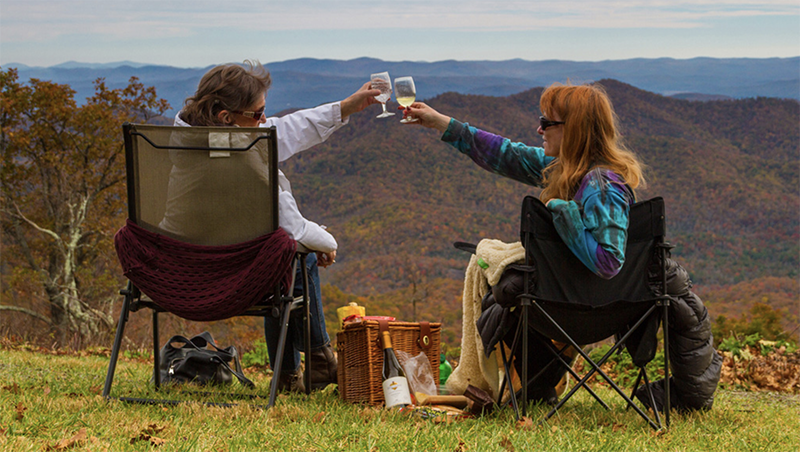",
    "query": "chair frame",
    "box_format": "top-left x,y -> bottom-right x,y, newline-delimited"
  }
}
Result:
102,123 -> 311,408
499,196 -> 673,430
